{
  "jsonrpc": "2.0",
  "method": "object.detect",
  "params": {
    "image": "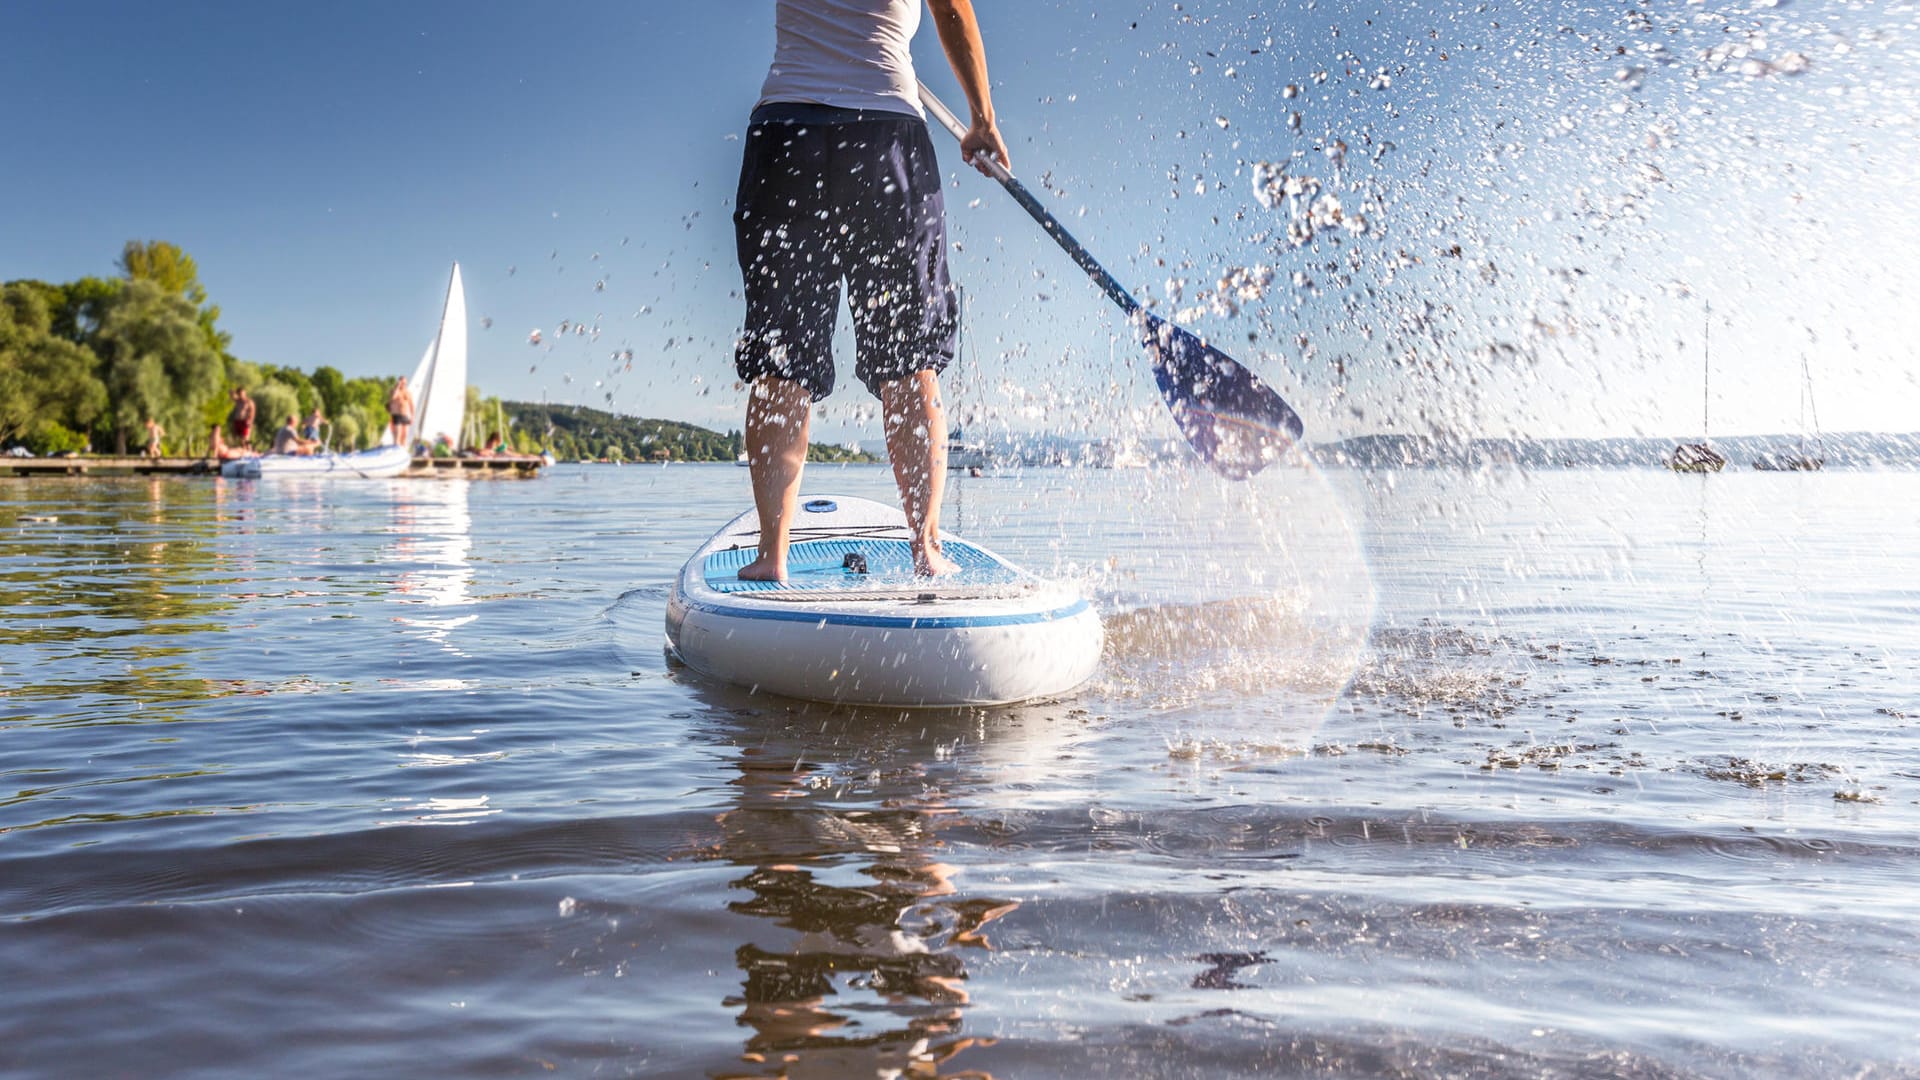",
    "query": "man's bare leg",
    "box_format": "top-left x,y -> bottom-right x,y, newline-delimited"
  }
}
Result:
880,370 -> 961,576
739,376 -> 813,582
